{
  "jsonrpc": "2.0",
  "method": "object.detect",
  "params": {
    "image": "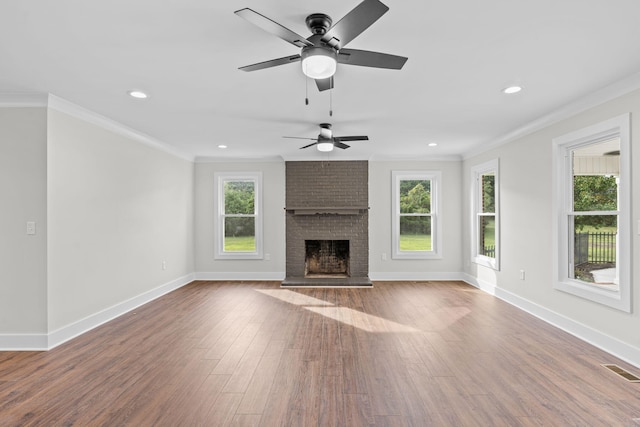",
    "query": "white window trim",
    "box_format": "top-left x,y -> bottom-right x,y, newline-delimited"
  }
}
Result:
471,159 -> 500,270
391,170 -> 442,259
552,113 -> 630,312
214,171 -> 263,260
